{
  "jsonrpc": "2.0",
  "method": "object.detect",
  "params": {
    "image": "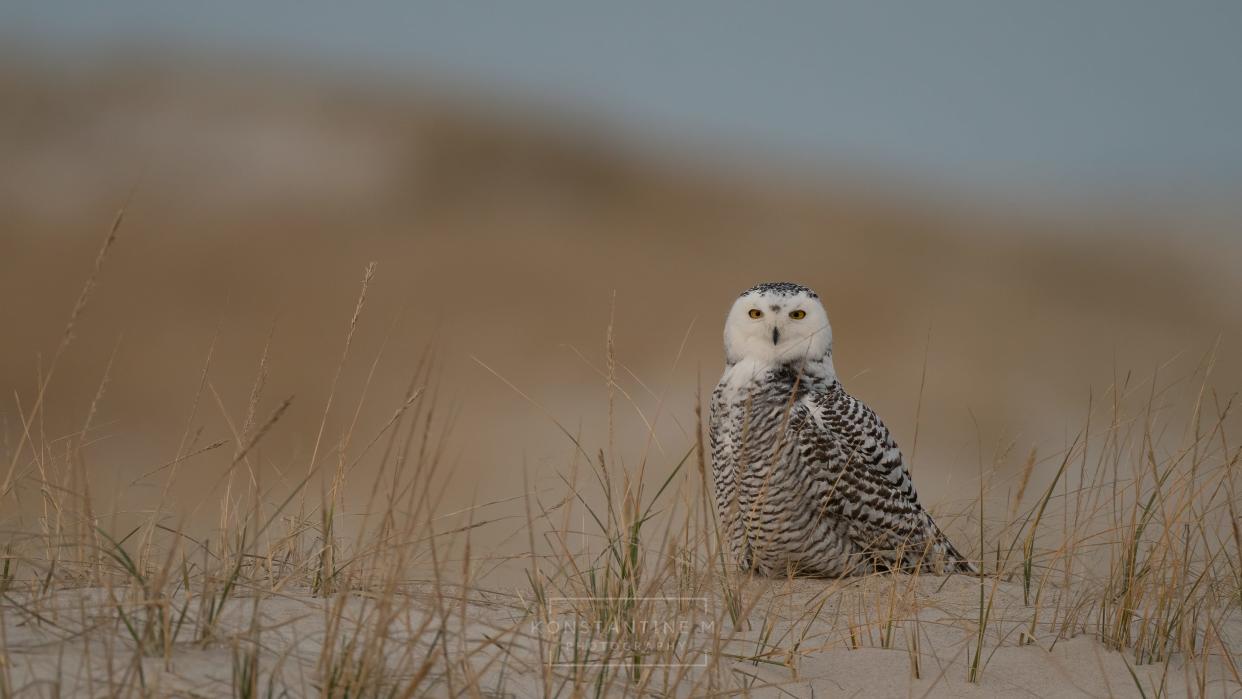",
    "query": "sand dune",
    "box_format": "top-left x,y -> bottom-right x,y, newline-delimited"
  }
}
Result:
2,62 -> 1239,697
